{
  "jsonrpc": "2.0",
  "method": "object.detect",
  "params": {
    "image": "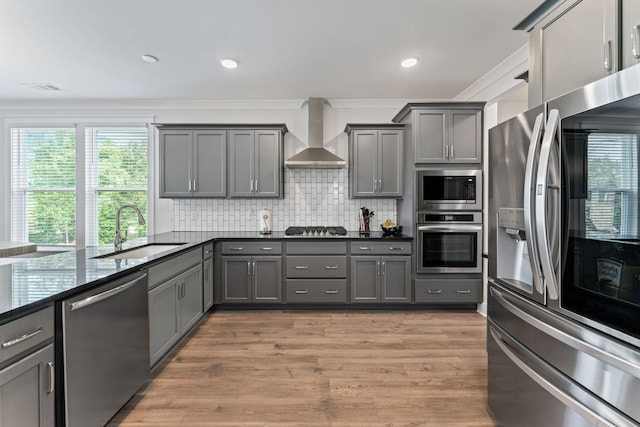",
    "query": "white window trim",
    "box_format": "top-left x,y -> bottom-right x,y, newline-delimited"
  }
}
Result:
3,116 -> 154,247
